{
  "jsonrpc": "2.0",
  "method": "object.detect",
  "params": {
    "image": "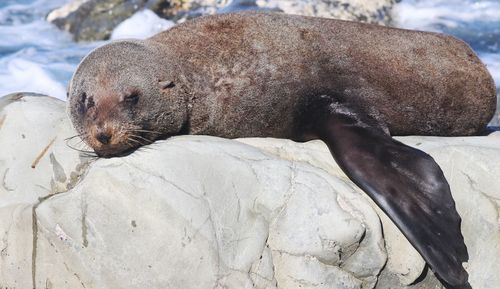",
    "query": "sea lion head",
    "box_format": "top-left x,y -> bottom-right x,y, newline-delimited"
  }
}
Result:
68,40 -> 188,157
